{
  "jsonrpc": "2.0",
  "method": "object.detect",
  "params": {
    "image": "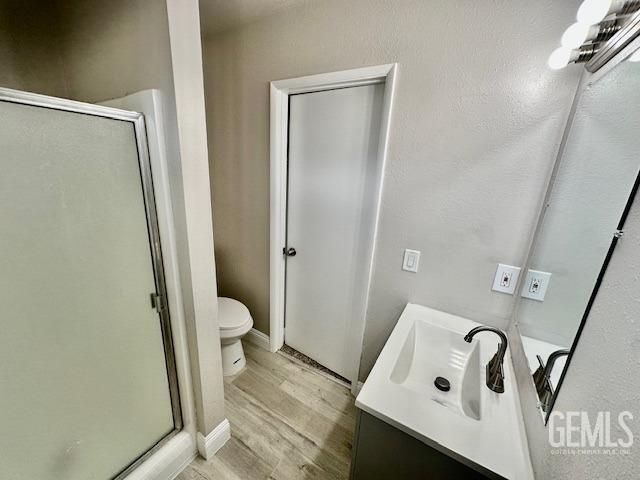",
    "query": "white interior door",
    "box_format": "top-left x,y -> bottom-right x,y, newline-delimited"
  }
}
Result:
285,83 -> 384,379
